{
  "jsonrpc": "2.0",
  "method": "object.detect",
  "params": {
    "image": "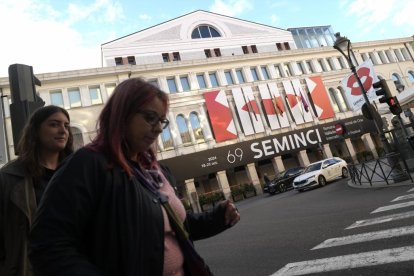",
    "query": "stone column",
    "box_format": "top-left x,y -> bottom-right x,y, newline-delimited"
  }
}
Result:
167,110 -> 182,149
272,156 -> 285,177
185,116 -> 196,144
216,171 -> 231,200
184,179 -> 201,213
361,133 -> 379,159
245,163 -> 262,195
345,138 -> 358,164
298,150 -> 310,167
323,143 -> 333,158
